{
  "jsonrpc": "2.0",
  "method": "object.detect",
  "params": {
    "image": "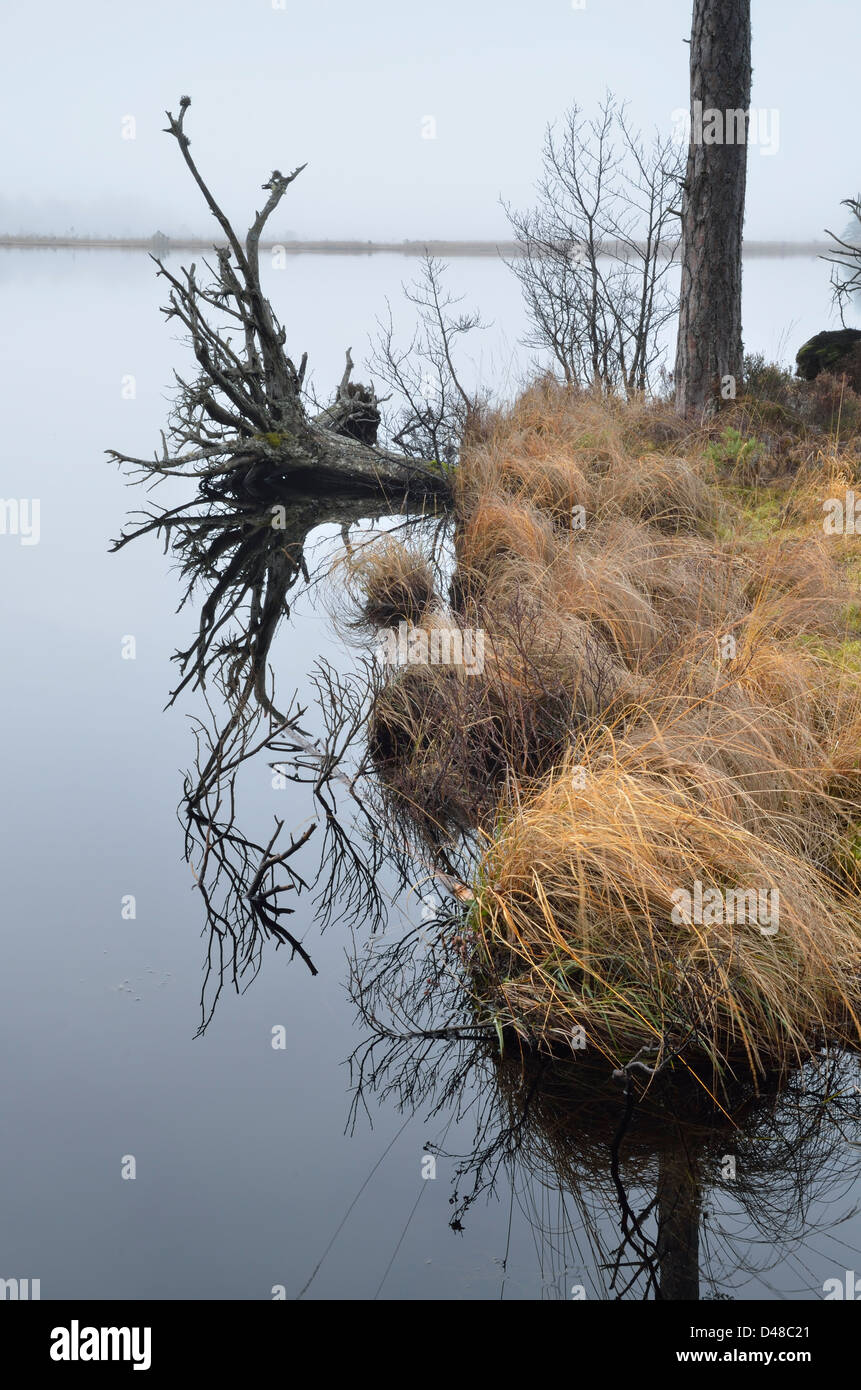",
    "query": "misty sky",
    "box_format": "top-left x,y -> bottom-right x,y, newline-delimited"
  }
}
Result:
2,0 -> 858,240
